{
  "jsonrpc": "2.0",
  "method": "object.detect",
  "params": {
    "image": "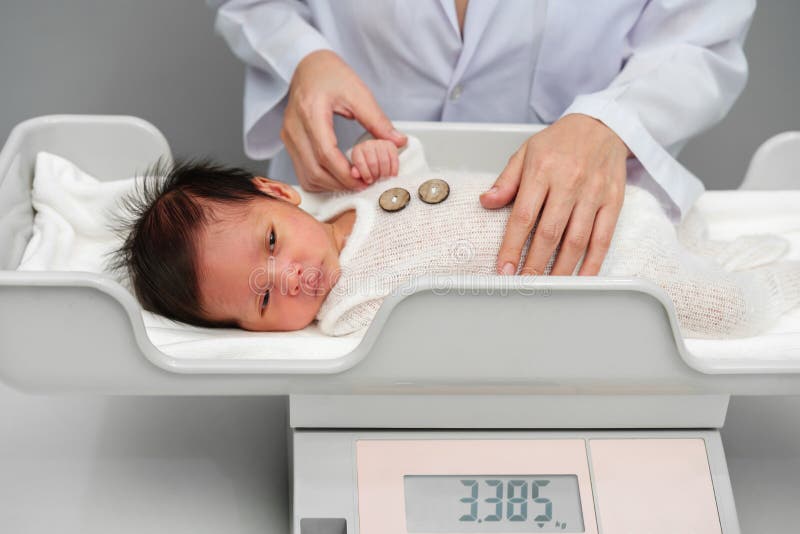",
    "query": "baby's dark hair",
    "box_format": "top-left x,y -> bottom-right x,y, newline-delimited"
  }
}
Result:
110,159 -> 271,328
